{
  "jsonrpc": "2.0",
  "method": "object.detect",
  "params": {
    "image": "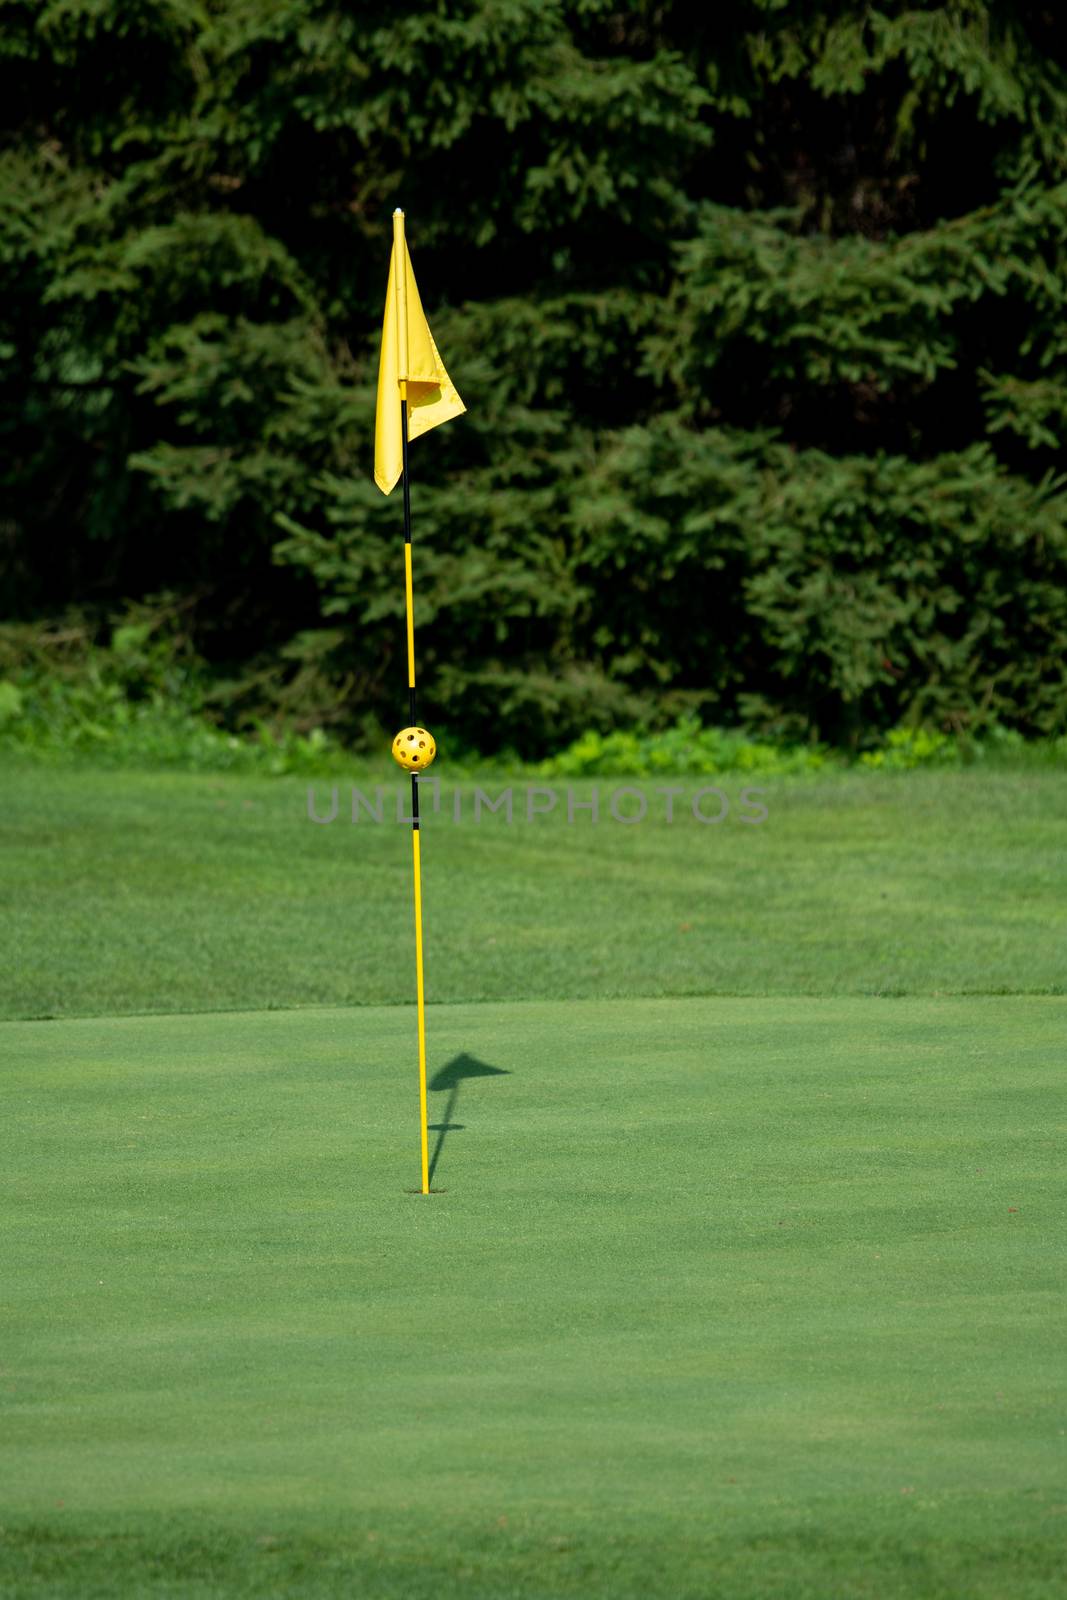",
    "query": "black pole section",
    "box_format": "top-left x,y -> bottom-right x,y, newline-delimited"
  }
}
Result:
401,396 -> 420,832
